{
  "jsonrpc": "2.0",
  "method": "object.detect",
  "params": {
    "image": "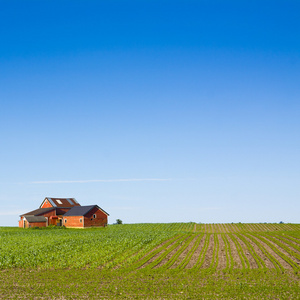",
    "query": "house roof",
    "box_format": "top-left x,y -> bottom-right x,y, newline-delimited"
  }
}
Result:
40,197 -> 80,208
21,207 -> 55,217
64,205 -> 109,216
24,216 -> 47,223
